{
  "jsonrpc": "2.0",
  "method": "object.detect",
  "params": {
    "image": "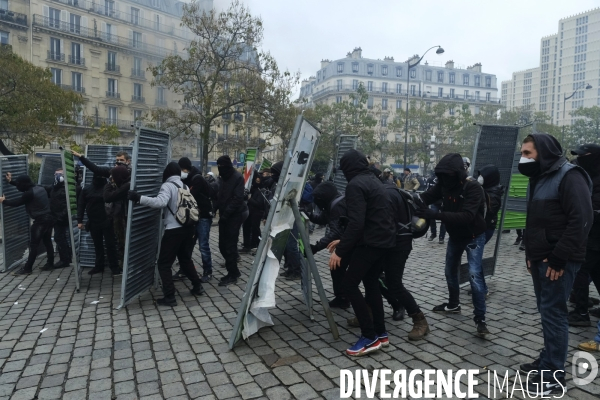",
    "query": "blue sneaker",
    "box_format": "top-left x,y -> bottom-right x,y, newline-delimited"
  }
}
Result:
346,336 -> 382,357
378,332 -> 389,347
